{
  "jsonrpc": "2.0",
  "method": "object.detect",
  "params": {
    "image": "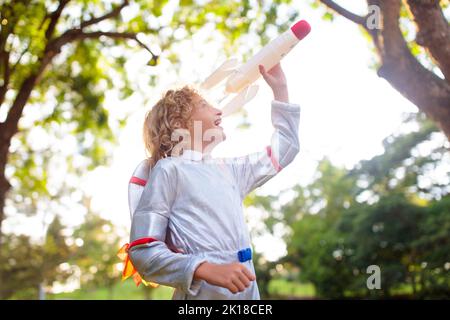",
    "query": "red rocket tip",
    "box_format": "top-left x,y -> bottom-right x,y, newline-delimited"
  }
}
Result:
291,20 -> 311,40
